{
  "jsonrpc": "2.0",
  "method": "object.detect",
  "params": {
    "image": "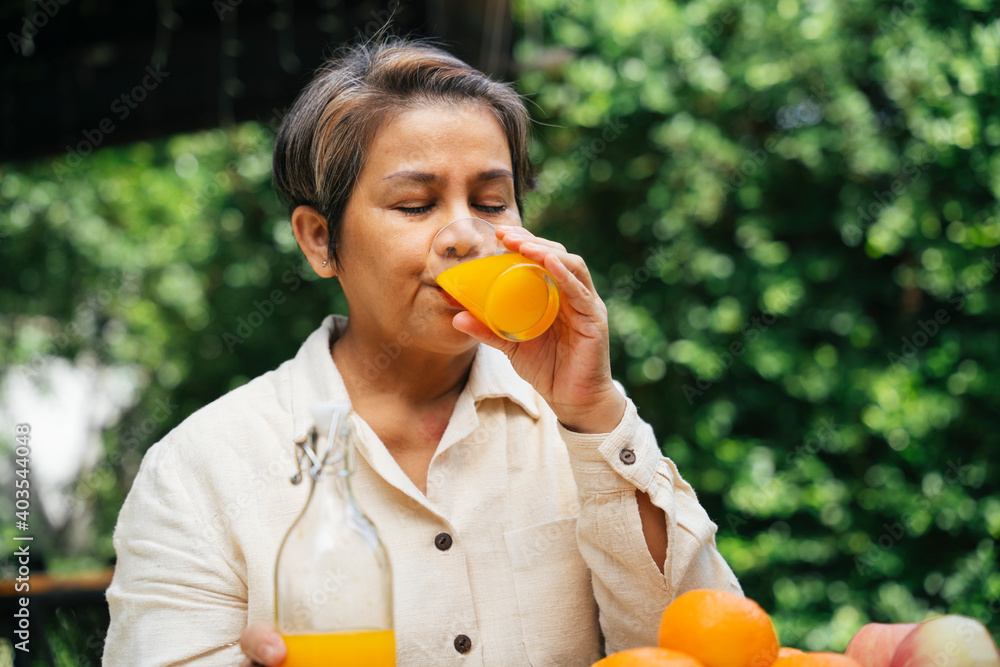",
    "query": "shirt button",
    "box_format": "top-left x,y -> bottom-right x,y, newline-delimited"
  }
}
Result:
434,532 -> 453,551
619,448 -> 636,465
454,634 -> 472,654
